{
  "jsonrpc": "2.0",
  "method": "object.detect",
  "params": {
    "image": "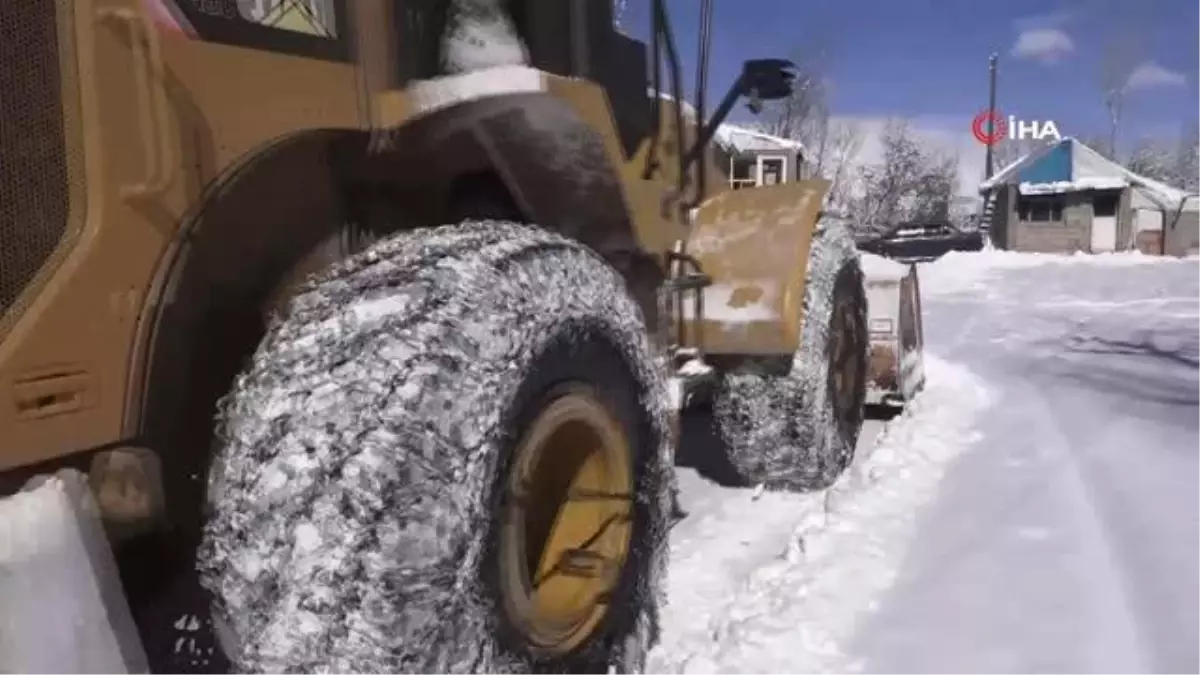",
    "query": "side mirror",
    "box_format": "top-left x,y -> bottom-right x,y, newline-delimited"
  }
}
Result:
678,57 -> 798,203
740,58 -> 796,113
